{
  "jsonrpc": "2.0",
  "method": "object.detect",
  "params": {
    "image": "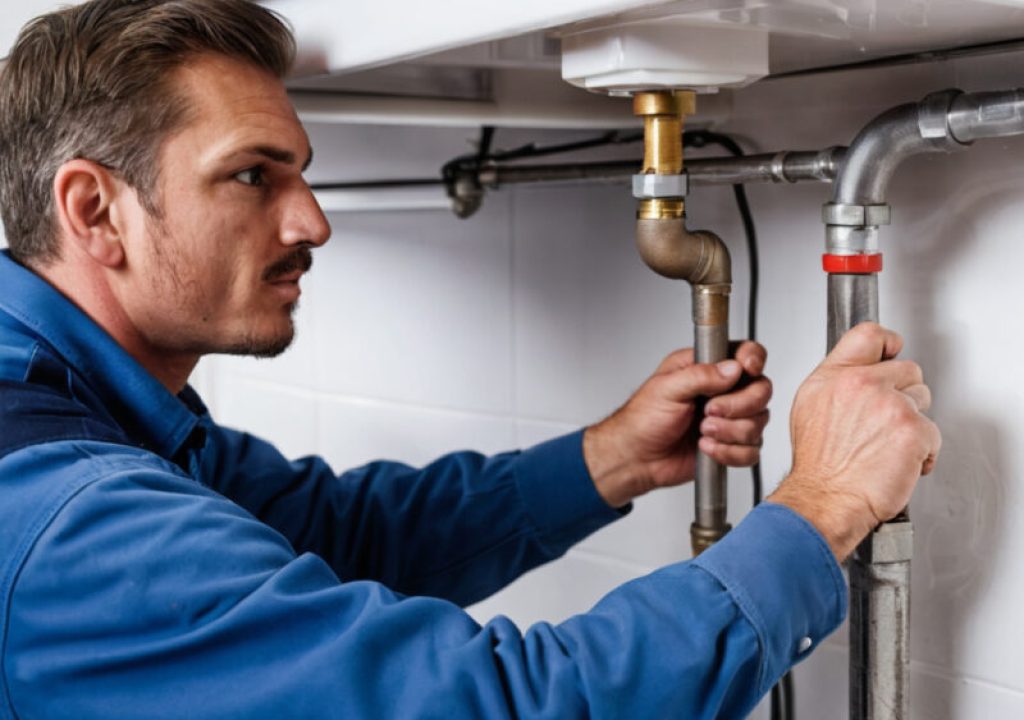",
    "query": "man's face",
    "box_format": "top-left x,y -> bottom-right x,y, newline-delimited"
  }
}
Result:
114,53 -> 330,359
